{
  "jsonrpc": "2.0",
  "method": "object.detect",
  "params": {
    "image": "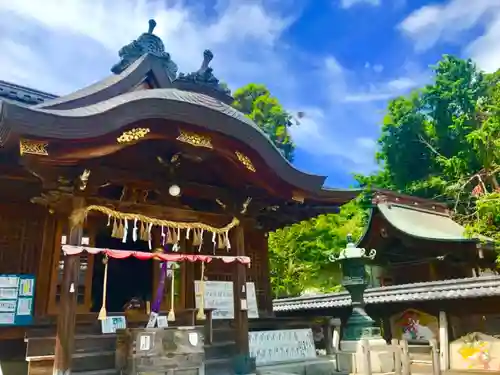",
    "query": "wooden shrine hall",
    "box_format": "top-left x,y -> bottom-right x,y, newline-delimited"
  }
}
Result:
0,20 -> 358,375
